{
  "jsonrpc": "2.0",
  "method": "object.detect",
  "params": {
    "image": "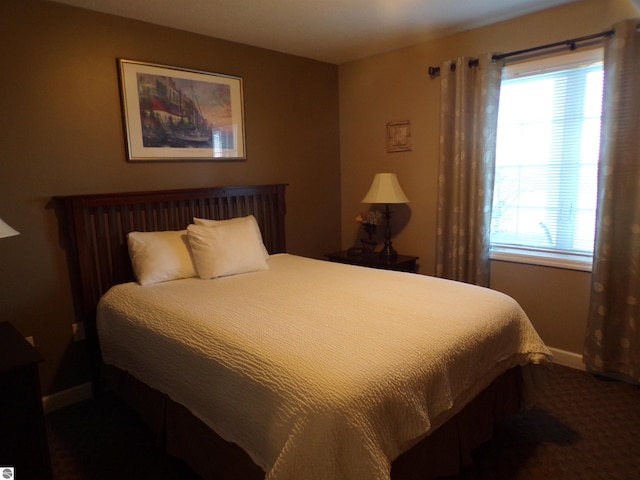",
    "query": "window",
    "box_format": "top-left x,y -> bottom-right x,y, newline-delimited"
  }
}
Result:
490,48 -> 604,271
